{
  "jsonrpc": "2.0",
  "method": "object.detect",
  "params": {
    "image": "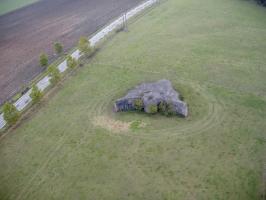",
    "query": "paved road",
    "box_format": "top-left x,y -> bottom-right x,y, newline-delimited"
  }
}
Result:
0,0 -> 143,105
